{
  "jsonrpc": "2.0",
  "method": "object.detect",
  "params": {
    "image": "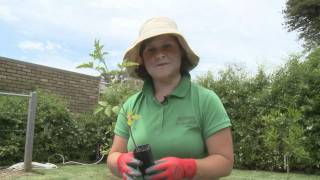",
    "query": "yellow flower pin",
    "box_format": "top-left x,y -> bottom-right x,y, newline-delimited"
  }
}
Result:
127,111 -> 140,126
